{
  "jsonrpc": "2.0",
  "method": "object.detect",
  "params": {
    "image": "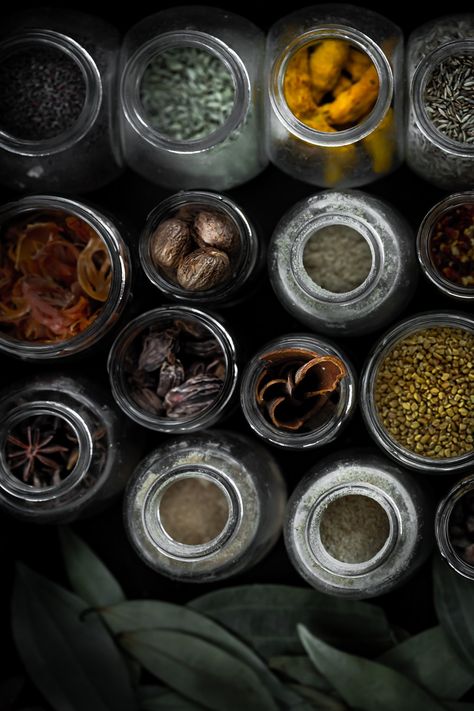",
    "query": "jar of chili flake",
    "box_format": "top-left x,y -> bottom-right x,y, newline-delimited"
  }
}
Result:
0,195 -> 131,360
